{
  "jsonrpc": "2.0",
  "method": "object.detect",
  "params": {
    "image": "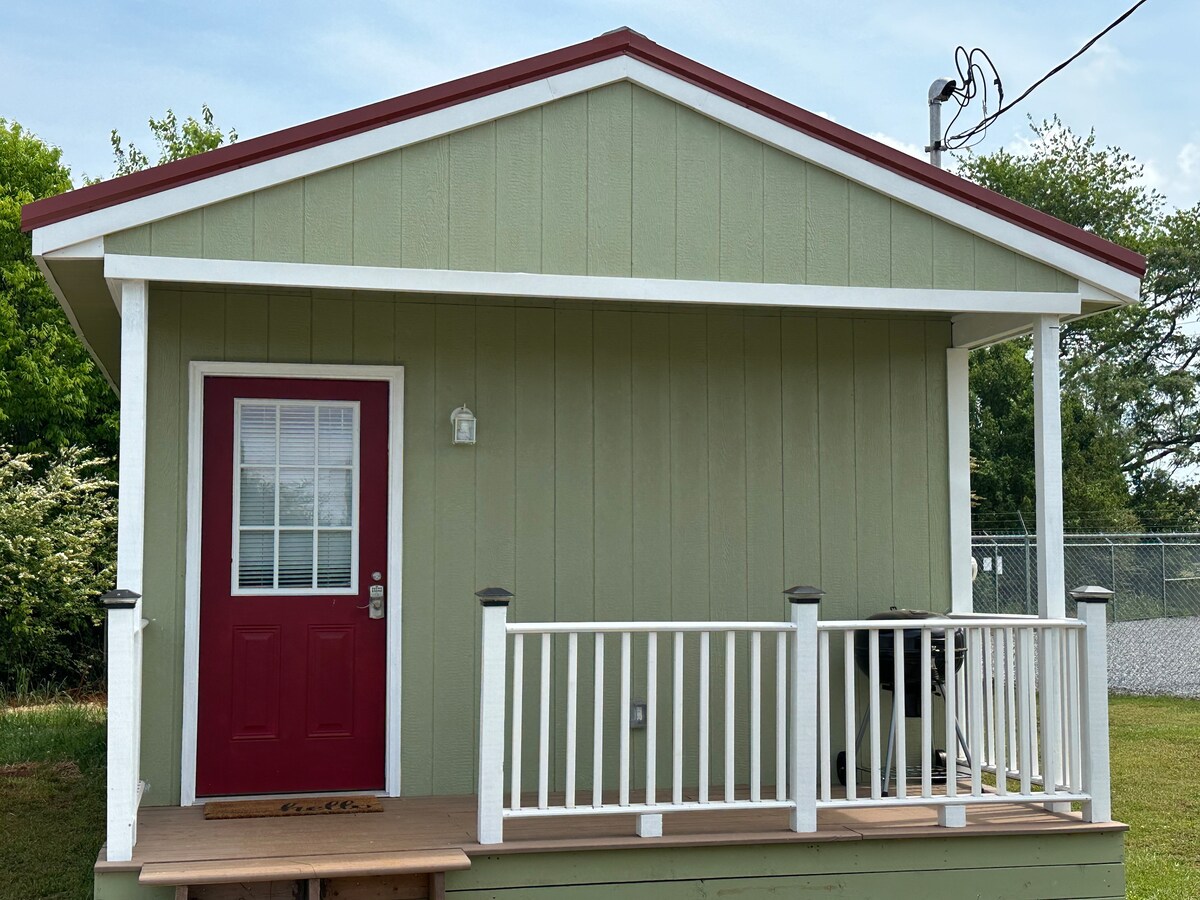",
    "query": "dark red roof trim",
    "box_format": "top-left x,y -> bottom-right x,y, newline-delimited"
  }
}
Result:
22,28 -> 1145,279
